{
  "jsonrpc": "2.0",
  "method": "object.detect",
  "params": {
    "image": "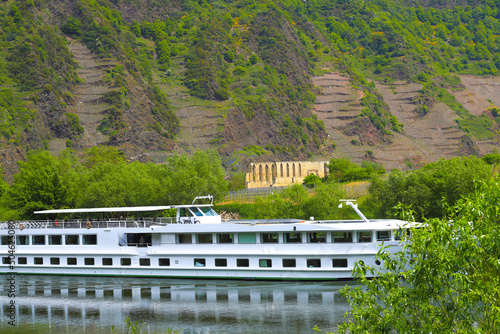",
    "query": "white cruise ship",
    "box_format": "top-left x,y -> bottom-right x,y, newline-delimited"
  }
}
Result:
0,196 -> 415,280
